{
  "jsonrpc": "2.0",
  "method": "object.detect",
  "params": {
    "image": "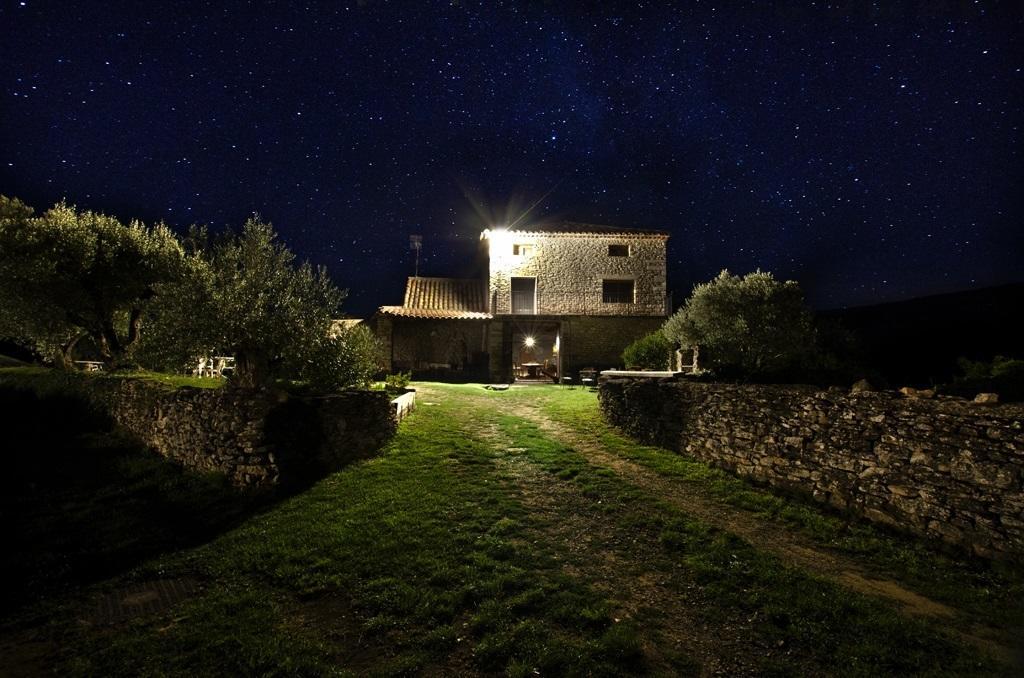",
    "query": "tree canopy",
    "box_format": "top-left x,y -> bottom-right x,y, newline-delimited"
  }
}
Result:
0,197 -> 184,367
2,197 -> 375,391
663,270 -> 816,380
205,218 -> 347,387
0,196 -> 79,365
141,217 -> 355,388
